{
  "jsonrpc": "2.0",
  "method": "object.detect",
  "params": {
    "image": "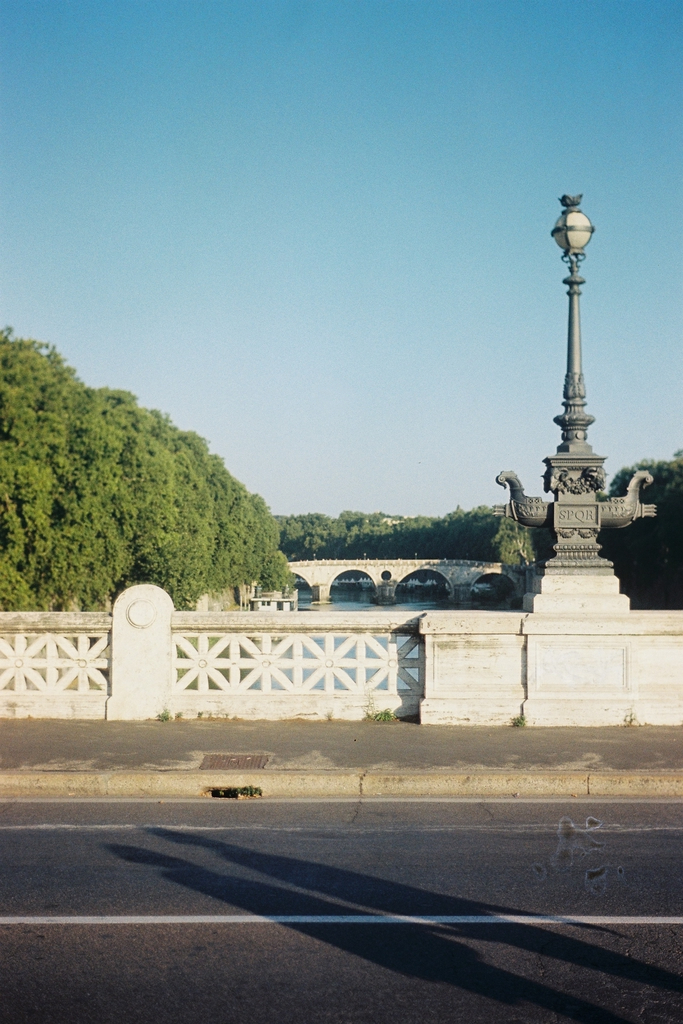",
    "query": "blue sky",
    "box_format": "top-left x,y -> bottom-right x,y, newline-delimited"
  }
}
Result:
1,0 -> 681,516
